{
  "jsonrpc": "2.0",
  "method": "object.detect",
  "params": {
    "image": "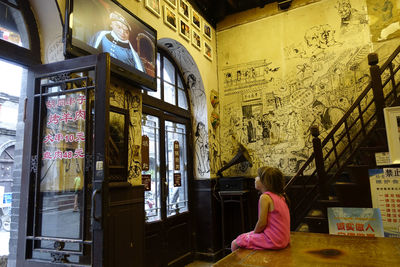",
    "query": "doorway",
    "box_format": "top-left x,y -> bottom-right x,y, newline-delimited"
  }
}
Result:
141,50 -> 193,266
142,106 -> 193,266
